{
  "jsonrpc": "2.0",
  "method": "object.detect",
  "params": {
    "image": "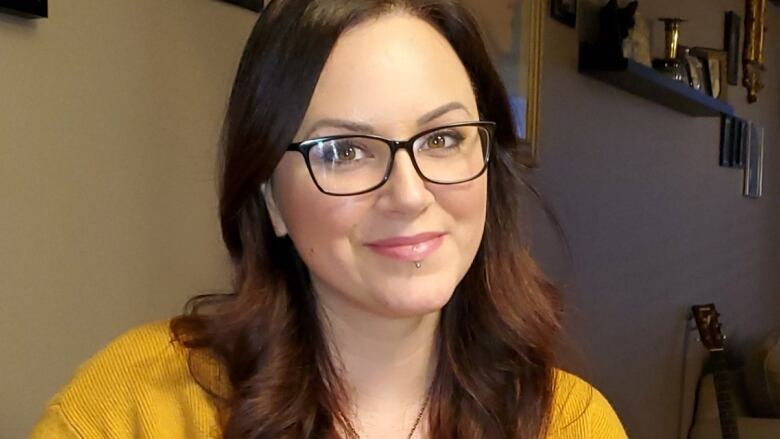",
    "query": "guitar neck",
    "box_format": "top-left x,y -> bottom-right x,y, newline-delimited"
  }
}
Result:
710,350 -> 740,439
